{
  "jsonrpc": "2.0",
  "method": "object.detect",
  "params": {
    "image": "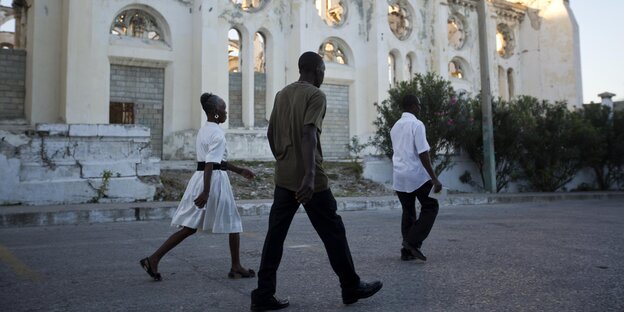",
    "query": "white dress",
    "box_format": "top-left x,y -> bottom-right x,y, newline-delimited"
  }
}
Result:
170,122 -> 243,233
